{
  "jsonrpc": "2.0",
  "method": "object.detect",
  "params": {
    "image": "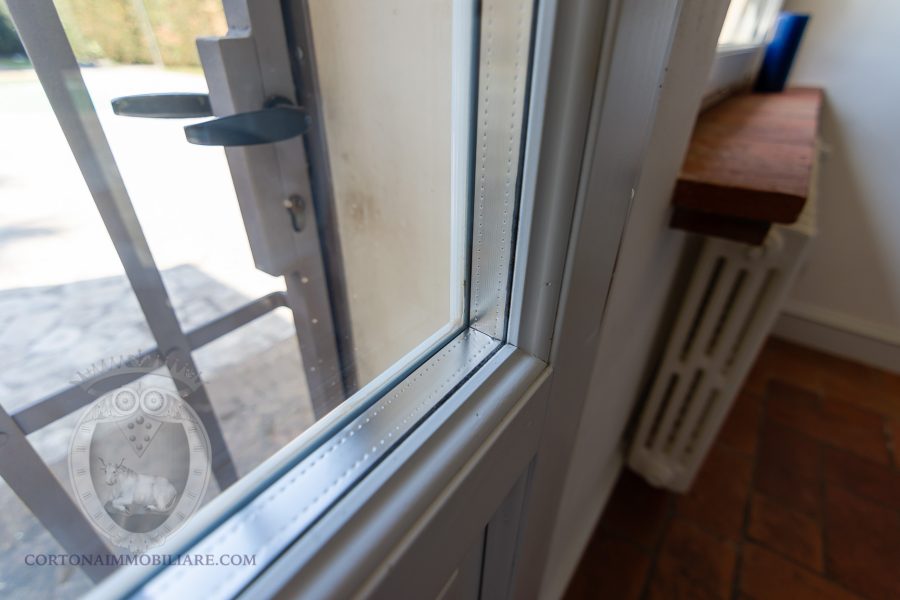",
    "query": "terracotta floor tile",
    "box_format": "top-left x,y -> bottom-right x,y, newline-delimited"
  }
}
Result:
598,470 -> 672,549
757,419 -> 823,480
818,353 -> 882,396
825,486 -> 900,600
646,559 -> 722,600
821,395 -> 887,429
564,532 -> 651,600
888,420 -> 900,468
567,342 -> 898,600
755,462 -> 822,518
884,371 -> 900,400
818,397 -> 891,464
740,542 -> 860,600
766,379 -> 820,422
818,356 -> 900,420
824,446 -> 900,510
652,518 -> 737,599
756,338 -> 825,393
676,445 -> 753,541
741,358 -> 771,397
717,391 -> 762,456
766,380 -> 891,465
825,387 -> 900,422
746,493 -> 823,571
